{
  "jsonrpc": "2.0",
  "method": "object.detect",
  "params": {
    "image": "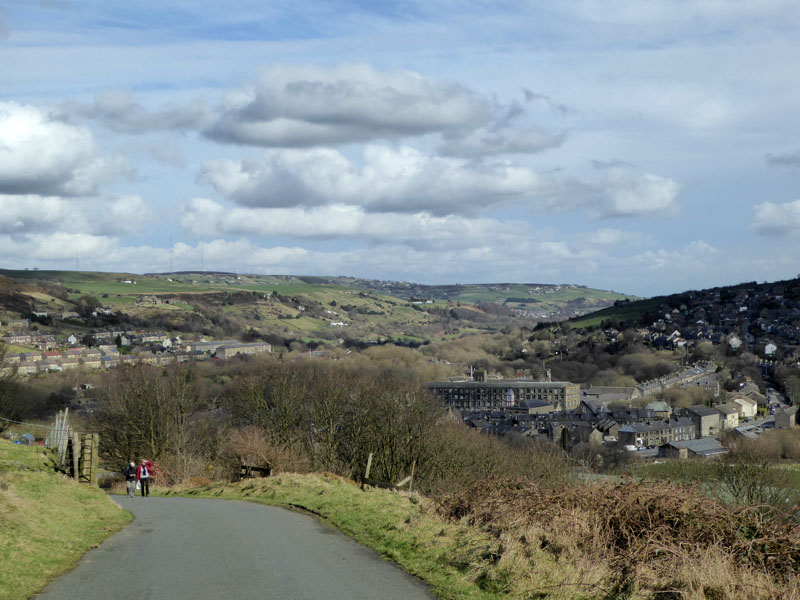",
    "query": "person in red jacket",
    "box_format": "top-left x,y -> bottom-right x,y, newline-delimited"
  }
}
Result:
136,459 -> 154,497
